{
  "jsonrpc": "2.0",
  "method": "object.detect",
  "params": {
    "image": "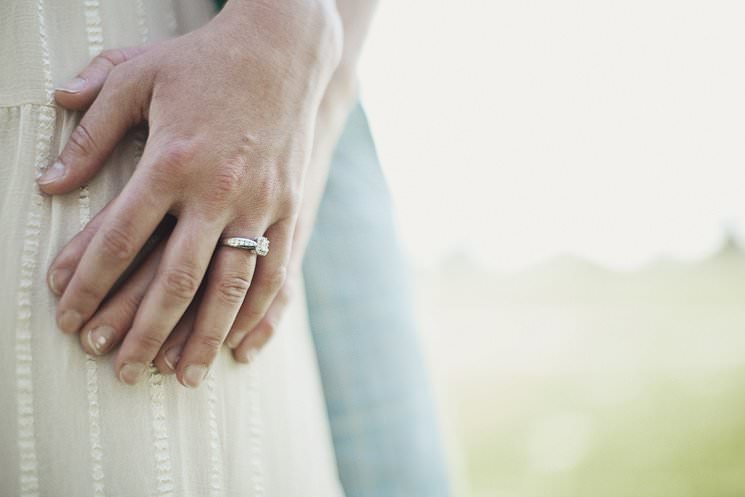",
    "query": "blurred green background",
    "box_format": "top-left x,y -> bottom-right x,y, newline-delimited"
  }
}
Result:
359,0 -> 745,494
416,235 -> 745,497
